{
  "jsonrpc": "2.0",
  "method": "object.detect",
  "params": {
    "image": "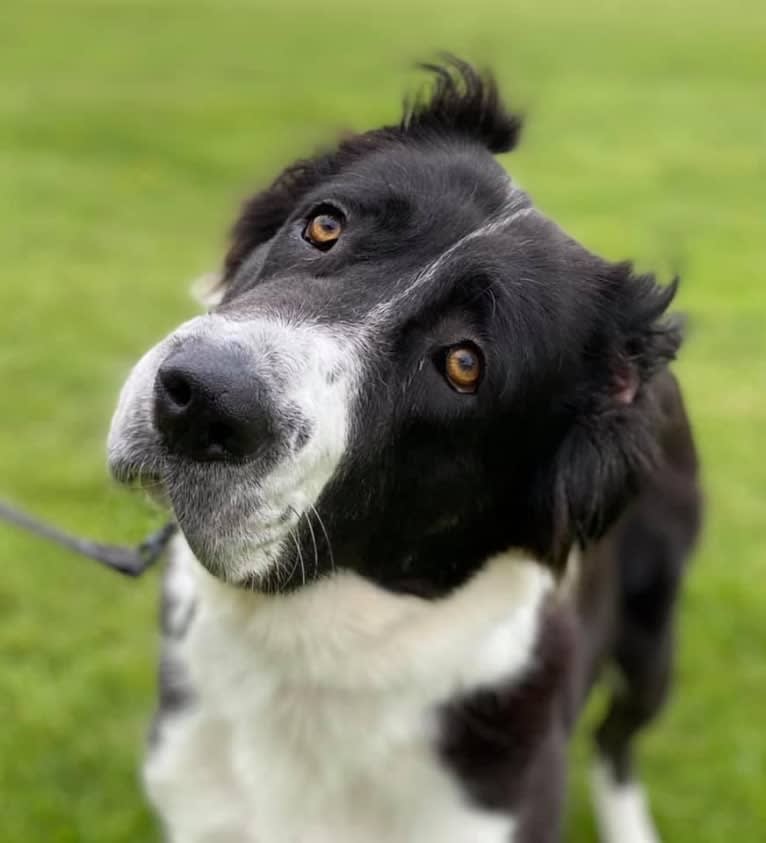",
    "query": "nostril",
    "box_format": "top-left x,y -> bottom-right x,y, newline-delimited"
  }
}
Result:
161,370 -> 193,409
